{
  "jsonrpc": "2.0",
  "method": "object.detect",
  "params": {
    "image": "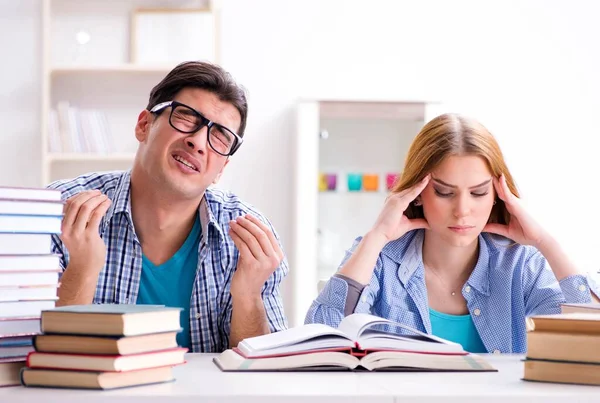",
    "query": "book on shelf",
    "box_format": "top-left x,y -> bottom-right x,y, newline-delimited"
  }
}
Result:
33,332 -> 179,355
53,102 -> 115,154
20,365 -> 175,390
561,303 -> 600,314
40,304 -> 183,336
214,313 -> 496,372
26,348 -> 187,372
0,234 -> 54,255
